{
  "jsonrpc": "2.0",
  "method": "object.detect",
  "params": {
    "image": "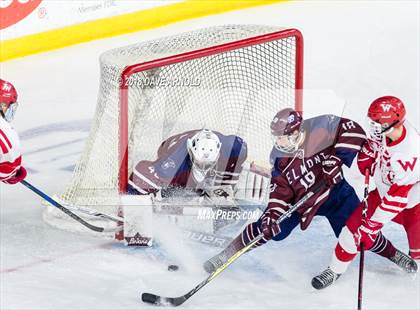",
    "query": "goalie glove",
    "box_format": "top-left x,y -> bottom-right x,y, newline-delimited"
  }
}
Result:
234,161 -> 271,203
